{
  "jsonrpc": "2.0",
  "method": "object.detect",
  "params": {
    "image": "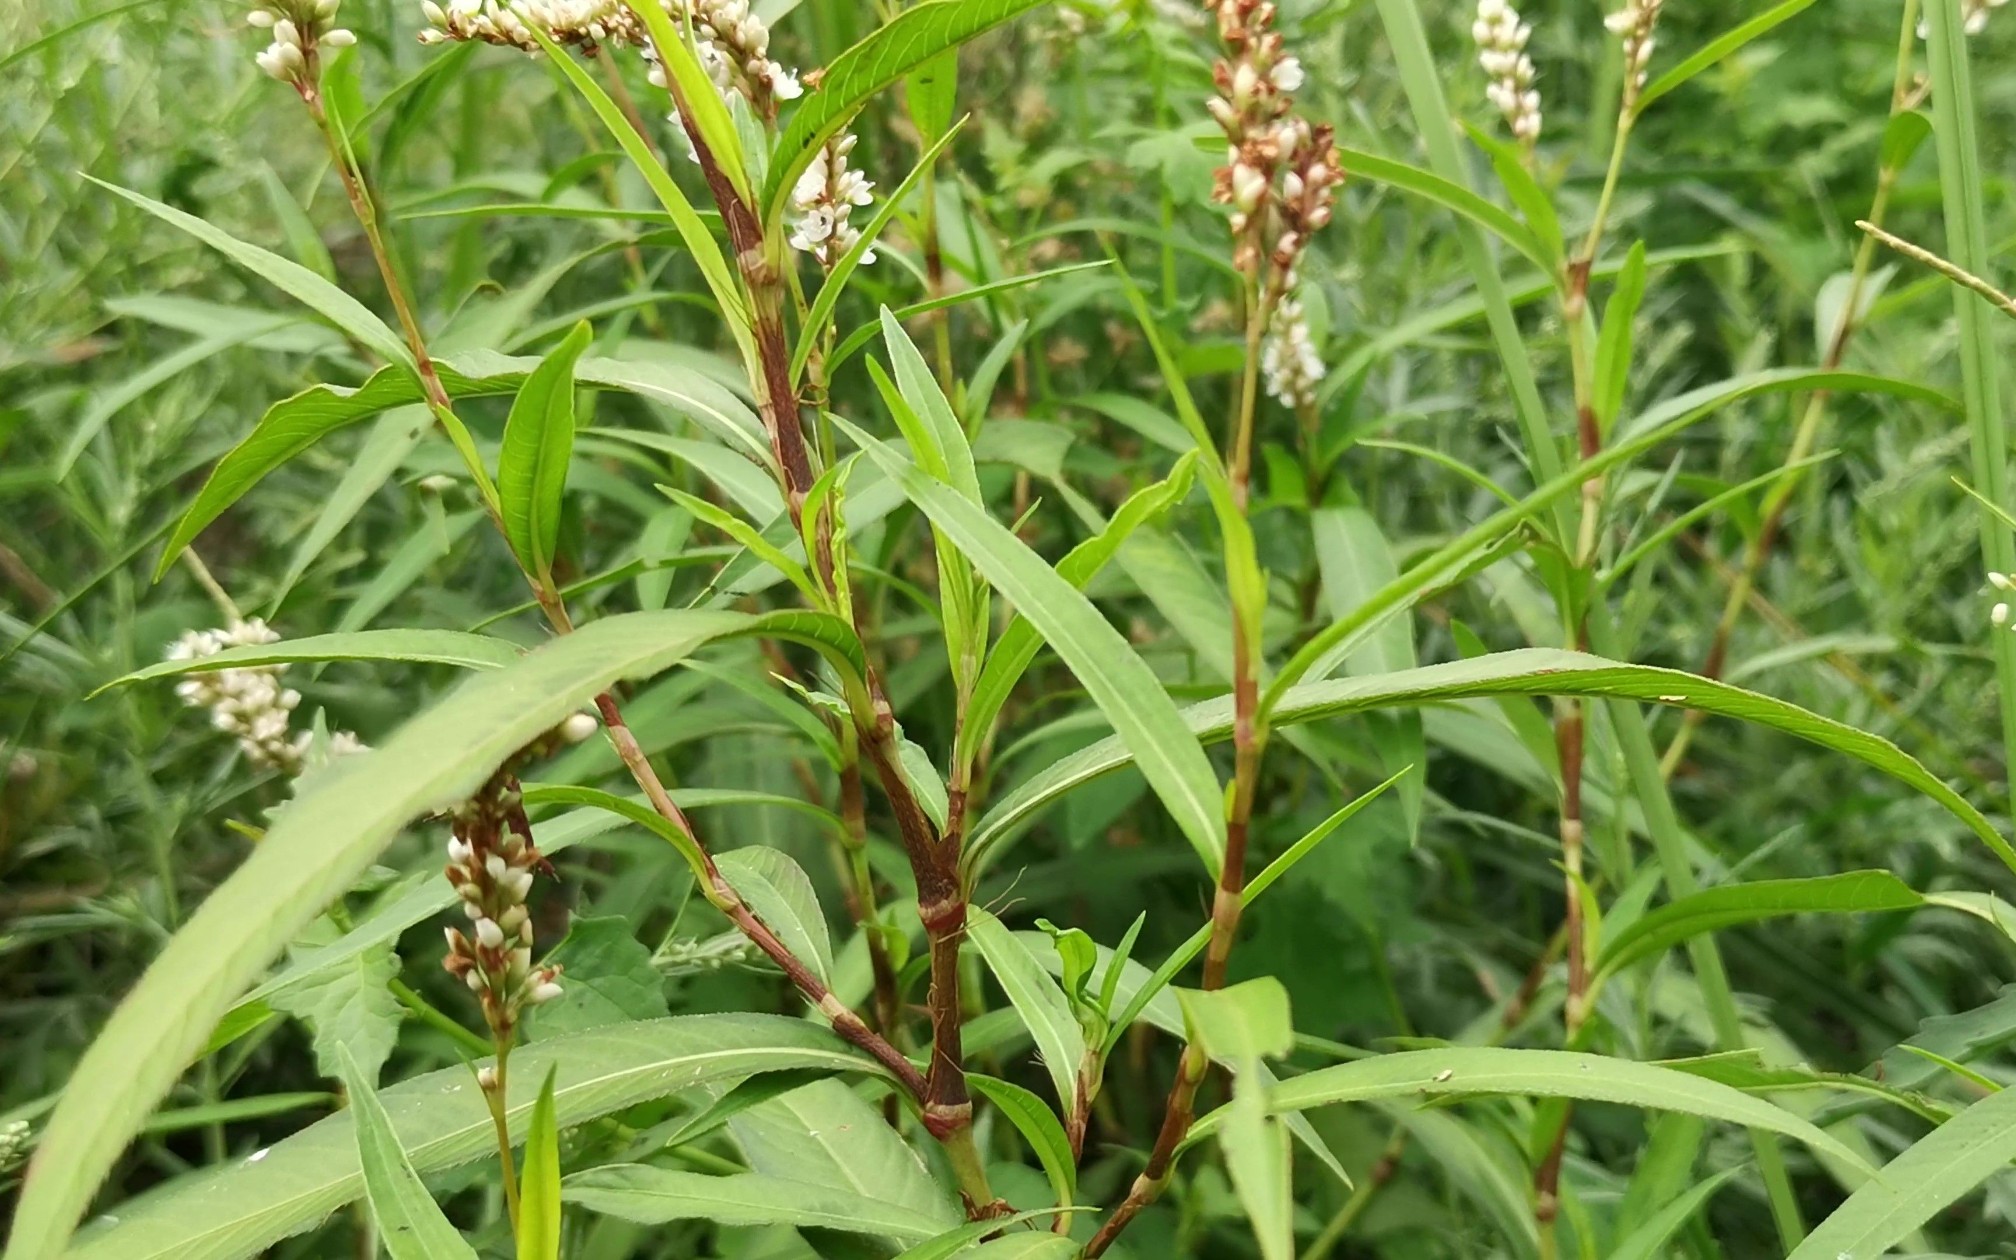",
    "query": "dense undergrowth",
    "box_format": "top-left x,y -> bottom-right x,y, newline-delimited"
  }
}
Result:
5,0 -> 2016,1257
